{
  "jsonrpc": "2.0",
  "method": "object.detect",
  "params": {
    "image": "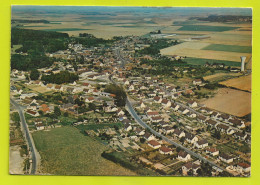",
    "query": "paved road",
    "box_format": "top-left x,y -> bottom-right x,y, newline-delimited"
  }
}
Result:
111,49 -> 226,172
125,98 -> 225,172
10,98 -> 39,174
